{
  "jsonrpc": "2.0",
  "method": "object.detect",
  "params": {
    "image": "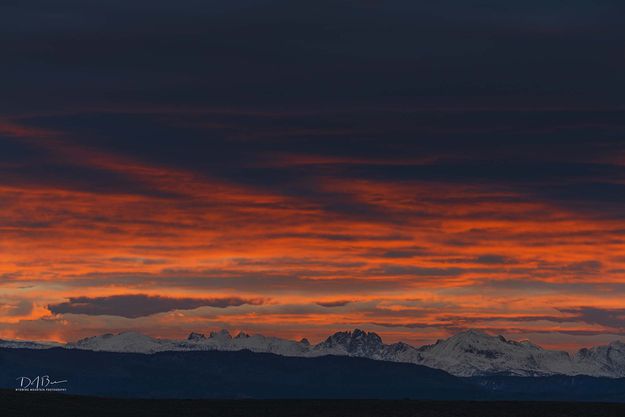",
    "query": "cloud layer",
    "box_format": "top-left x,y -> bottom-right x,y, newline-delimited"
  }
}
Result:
48,295 -> 265,318
1,1 -> 625,348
